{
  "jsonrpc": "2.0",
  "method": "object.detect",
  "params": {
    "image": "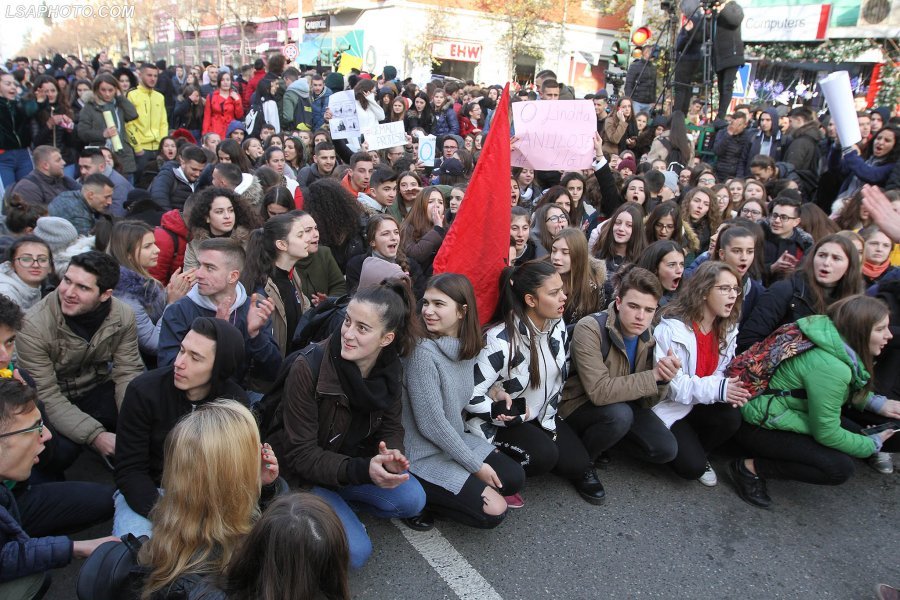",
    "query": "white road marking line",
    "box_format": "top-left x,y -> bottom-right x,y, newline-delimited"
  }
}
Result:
393,520 -> 504,600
